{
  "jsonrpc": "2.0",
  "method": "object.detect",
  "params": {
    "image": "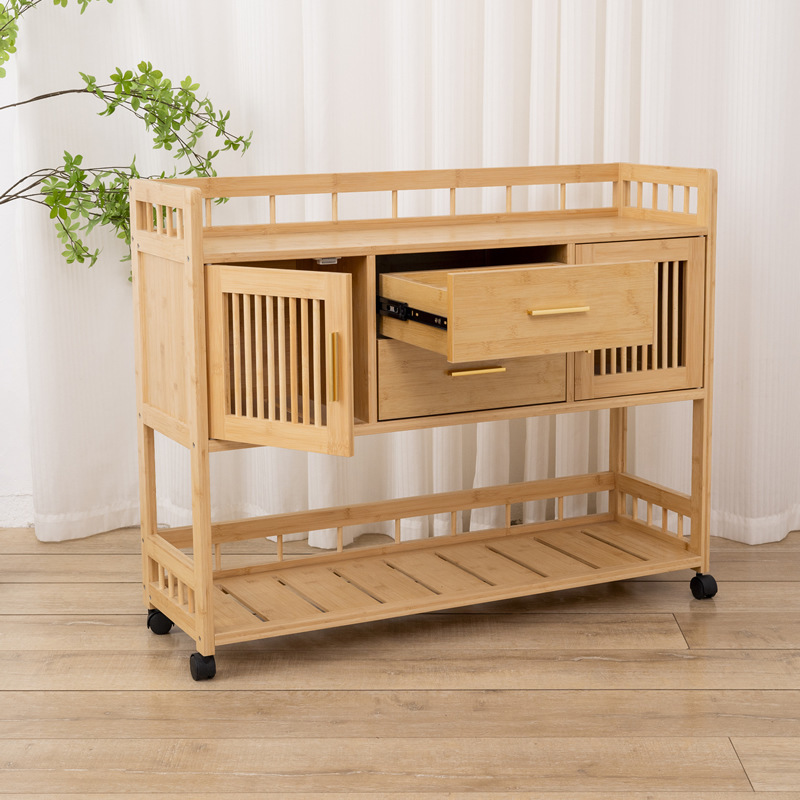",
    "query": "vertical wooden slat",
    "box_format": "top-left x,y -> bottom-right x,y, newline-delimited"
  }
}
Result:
609,349 -> 617,375
392,190 -> 398,218
289,298 -> 298,422
395,518 -> 402,543
331,193 -> 338,222
647,502 -> 653,527
450,511 -> 458,536
214,544 -> 222,571
166,208 -> 174,236
661,261 -> 669,369
557,496 -> 564,520
506,186 -> 512,212
668,184 -> 674,212
337,526 -> 343,553
672,261 -> 680,368
276,535 -> 283,562
560,183 -> 567,210
449,187 -> 456,215
505,504 -> 512,528
599,349 -> 606,376
243,295 -> 253,418
651,182 -> 658,210
232,294 -> 242,417
662,508 -> 669,533
301,298 -> 311,424
683,185 -> 691,213
187,588 -> 195,614
177,208 -> 184,238
620,347 -> 628,374
254,295 -> 264,419
277,296 -> 287,422
266,296 -> 276,421
205,198 -> 213,227
269,195 -> 276,224
313,299 -> 322,426
155,206 -> 164,234
678,515 -> 685,538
